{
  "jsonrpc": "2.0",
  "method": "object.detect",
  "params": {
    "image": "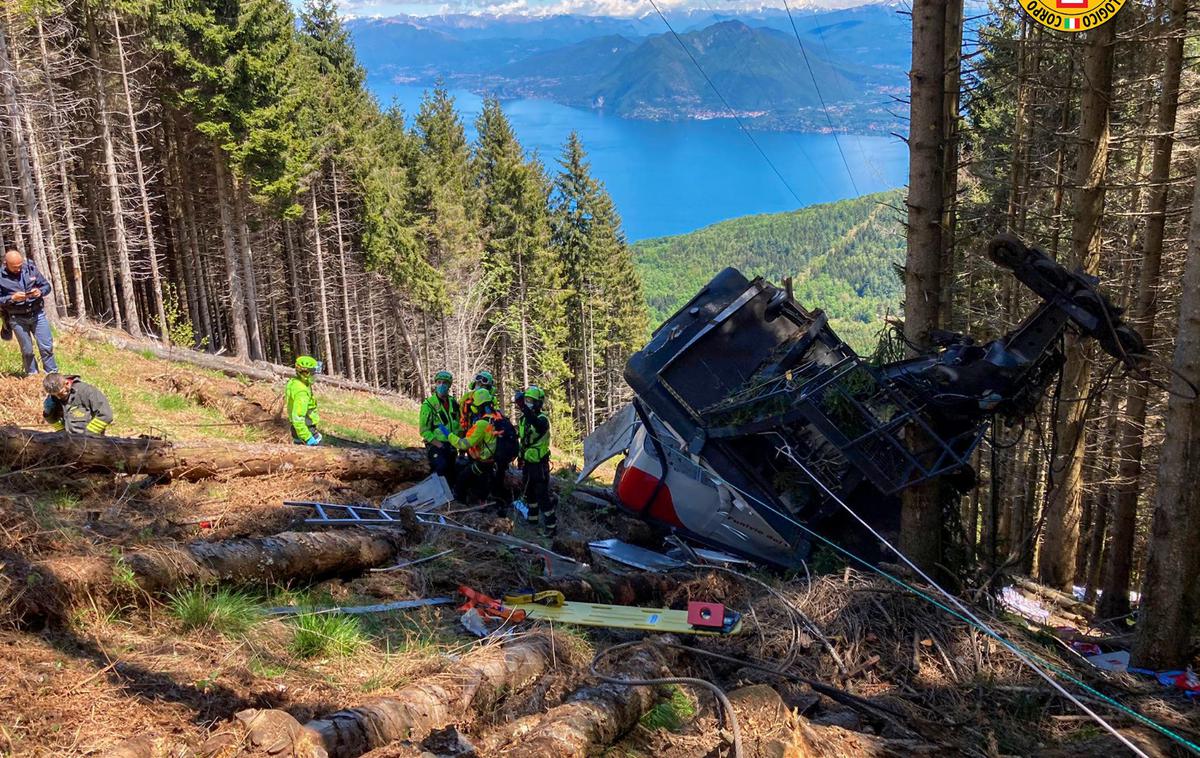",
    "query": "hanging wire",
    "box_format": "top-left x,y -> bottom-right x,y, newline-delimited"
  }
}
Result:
645,0 -> 806,206
779,0 -> 860,194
